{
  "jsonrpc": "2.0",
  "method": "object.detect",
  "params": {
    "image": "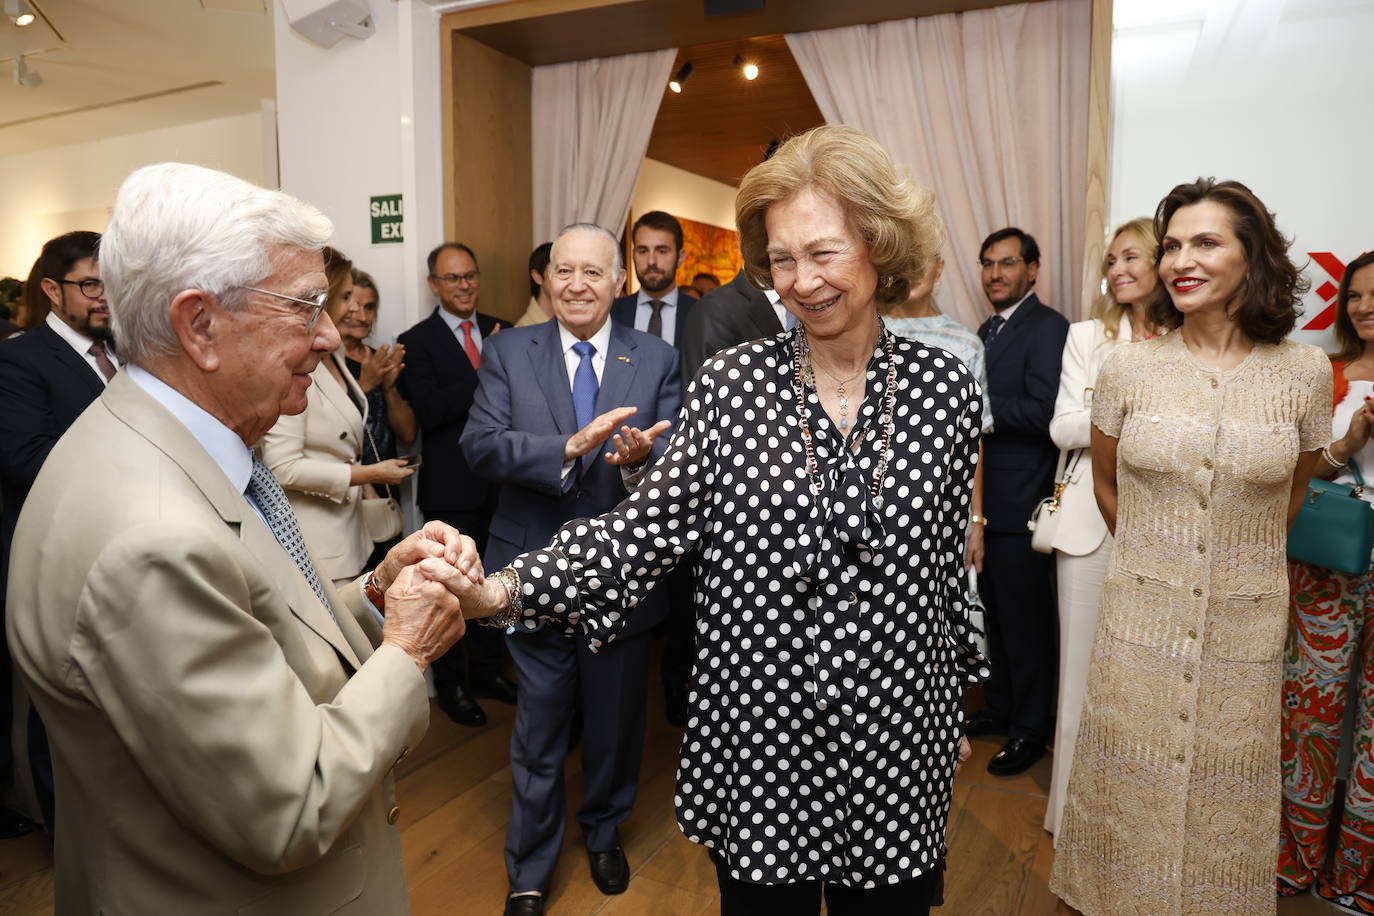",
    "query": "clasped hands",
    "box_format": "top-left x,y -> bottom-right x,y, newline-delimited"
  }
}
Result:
373,521 -> 489,671
564,406 -> 672,468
